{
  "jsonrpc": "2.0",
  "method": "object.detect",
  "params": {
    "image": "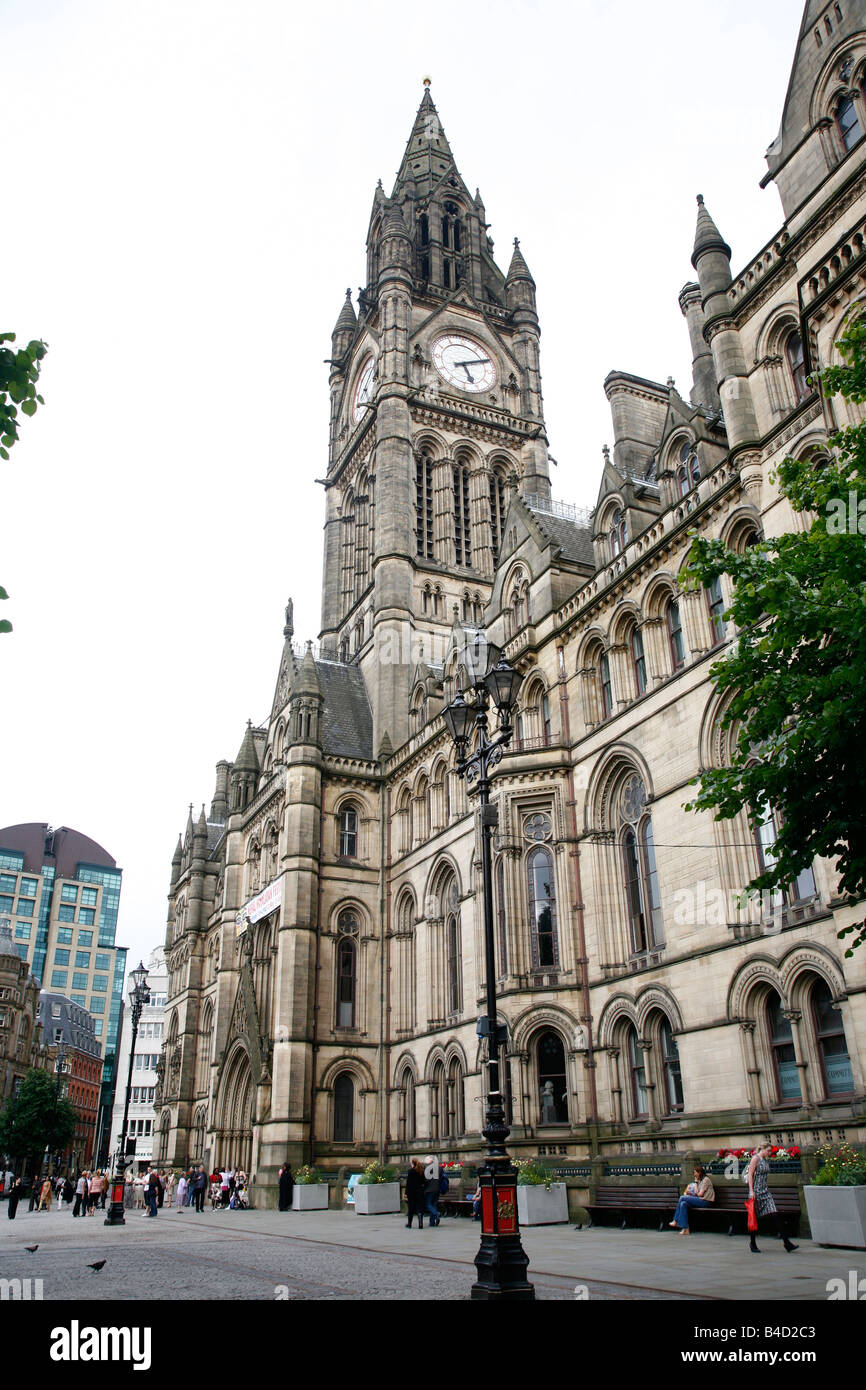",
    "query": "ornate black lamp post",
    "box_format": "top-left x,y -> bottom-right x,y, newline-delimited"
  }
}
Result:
51,1042 -> 69,1174
105,961 -> 150,1226
442,630 -> 534,1301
